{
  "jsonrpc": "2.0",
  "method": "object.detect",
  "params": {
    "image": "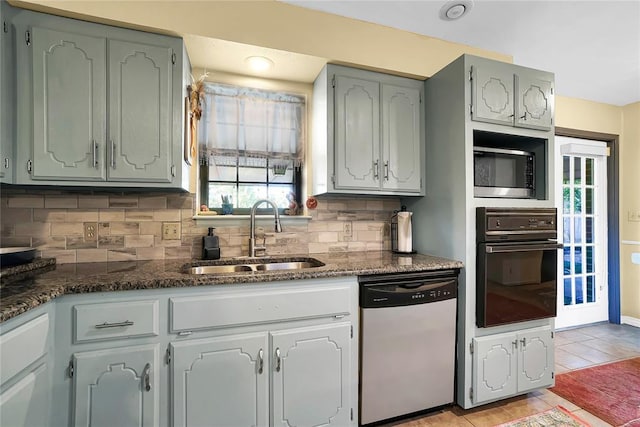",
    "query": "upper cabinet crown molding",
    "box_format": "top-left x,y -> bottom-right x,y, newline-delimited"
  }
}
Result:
312,64 -> 425,196
9,8 -> 190,190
